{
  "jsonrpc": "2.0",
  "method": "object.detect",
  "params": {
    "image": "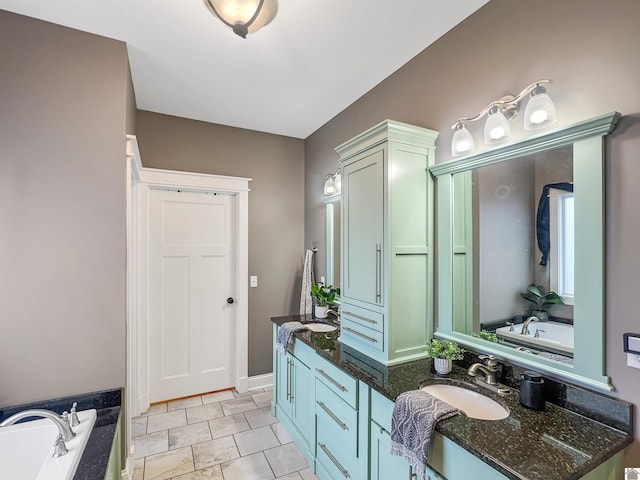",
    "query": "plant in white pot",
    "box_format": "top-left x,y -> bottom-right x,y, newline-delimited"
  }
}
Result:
520,284 -> 564,321
310,284 -> 339,319
425,339 -> 465,375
